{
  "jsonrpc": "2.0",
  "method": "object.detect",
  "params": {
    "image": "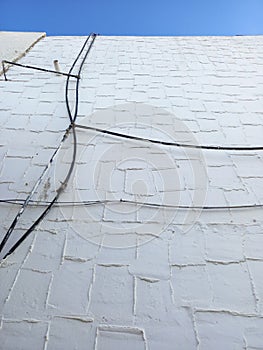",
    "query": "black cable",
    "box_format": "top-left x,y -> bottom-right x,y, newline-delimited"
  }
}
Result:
1,60 -> 80,81
1,34 -> 97,260
0,126 -> 71,255
1,33 -> 261,260
65,34 -> 91,123
2,196 -> 58,260
73,34 -> 96,122
75,124 -> 263,151
1,198 -> 262,210
65,33 -> 96,123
